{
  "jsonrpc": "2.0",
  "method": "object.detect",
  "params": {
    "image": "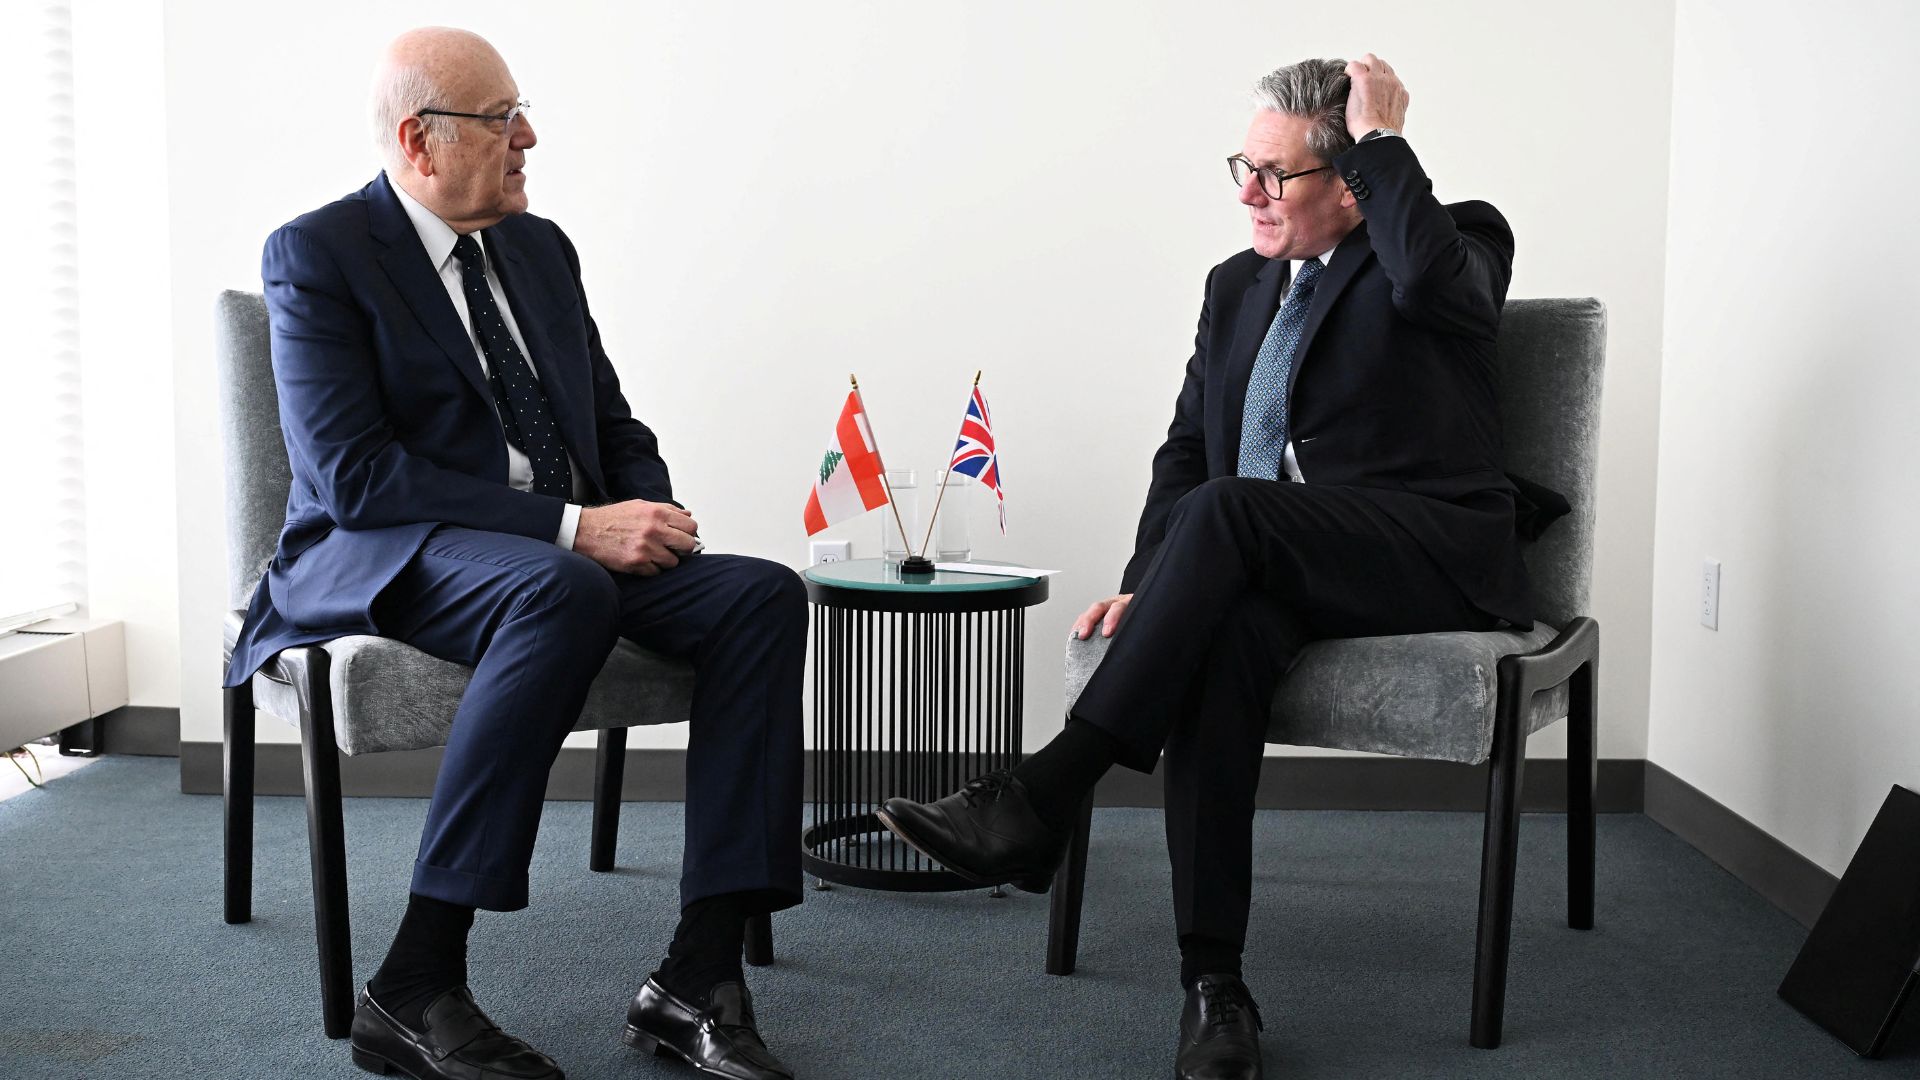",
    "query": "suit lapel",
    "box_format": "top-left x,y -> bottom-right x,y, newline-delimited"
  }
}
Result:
367,174 -> 494,404
1220,257 -> 1290,467
484,223 -> 607,499
1284,221 -> 1374,402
